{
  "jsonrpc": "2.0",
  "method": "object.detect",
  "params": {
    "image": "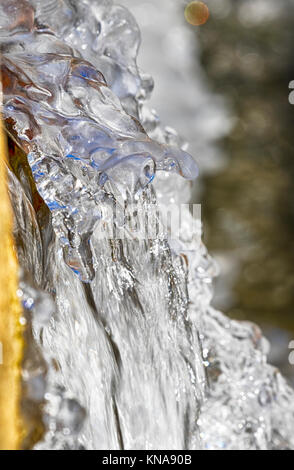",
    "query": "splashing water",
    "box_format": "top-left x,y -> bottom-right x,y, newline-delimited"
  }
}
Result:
2,0 -> 294,450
